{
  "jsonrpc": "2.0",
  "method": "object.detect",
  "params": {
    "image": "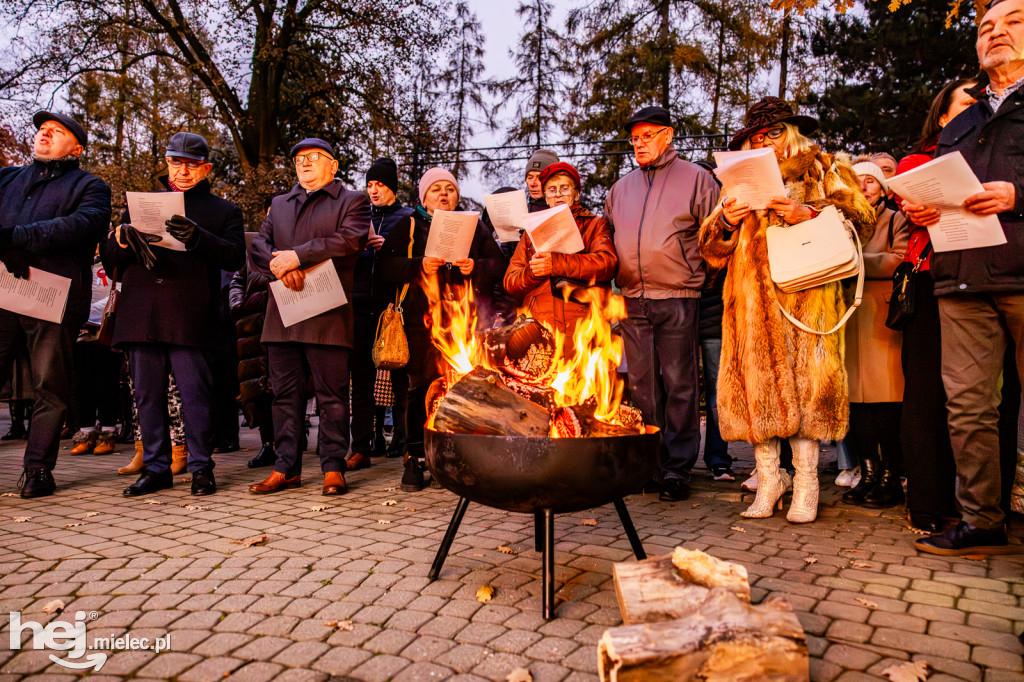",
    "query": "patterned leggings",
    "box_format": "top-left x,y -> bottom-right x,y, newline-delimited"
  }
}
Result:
128,366 -> 185,446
